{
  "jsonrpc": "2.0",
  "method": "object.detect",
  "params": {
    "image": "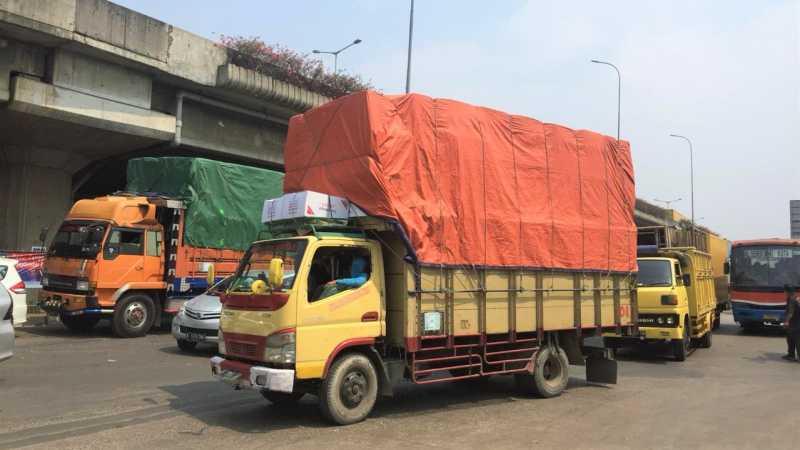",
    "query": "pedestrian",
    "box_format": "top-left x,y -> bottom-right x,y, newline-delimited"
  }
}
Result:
782,284 -> 800,361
